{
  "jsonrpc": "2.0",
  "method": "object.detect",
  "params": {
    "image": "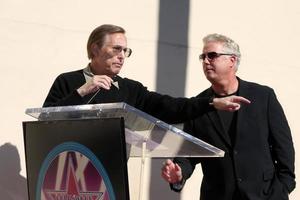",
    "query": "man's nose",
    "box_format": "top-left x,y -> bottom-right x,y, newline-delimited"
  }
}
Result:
117,50 -> 125,59
203,57 -> 210,64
